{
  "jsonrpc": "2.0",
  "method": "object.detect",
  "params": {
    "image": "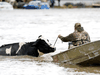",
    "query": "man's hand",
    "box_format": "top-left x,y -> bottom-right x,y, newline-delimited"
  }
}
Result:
58,34 -> 61,38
